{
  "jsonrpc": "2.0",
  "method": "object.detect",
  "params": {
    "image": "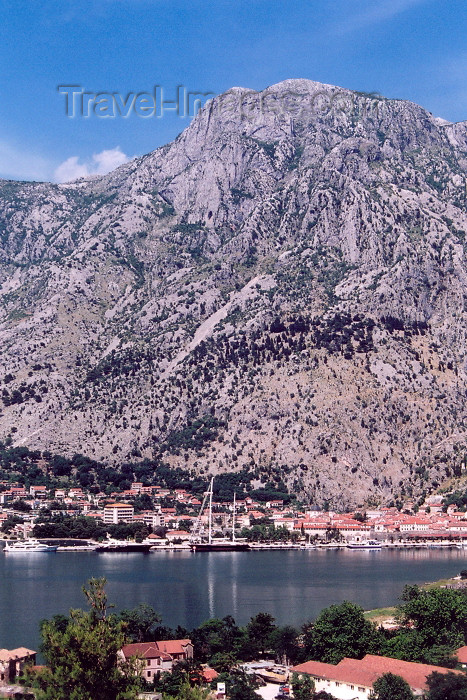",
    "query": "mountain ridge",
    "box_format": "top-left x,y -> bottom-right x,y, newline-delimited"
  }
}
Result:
1,79 -> 467,508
